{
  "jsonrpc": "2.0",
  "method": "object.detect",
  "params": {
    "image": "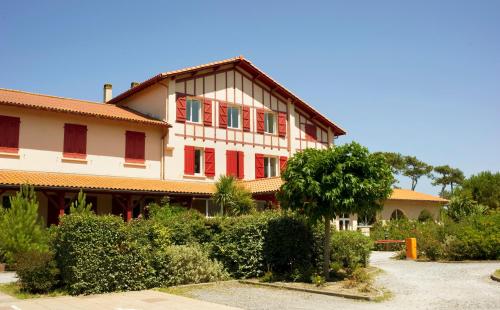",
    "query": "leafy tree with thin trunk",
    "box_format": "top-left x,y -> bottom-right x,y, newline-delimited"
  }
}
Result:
402,156 -> 433,190
278,142 -> 393,279
432,165 -> 453,195
374,152 -> 405,187
457,171 -> 500,210
448,168 -> 465,194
